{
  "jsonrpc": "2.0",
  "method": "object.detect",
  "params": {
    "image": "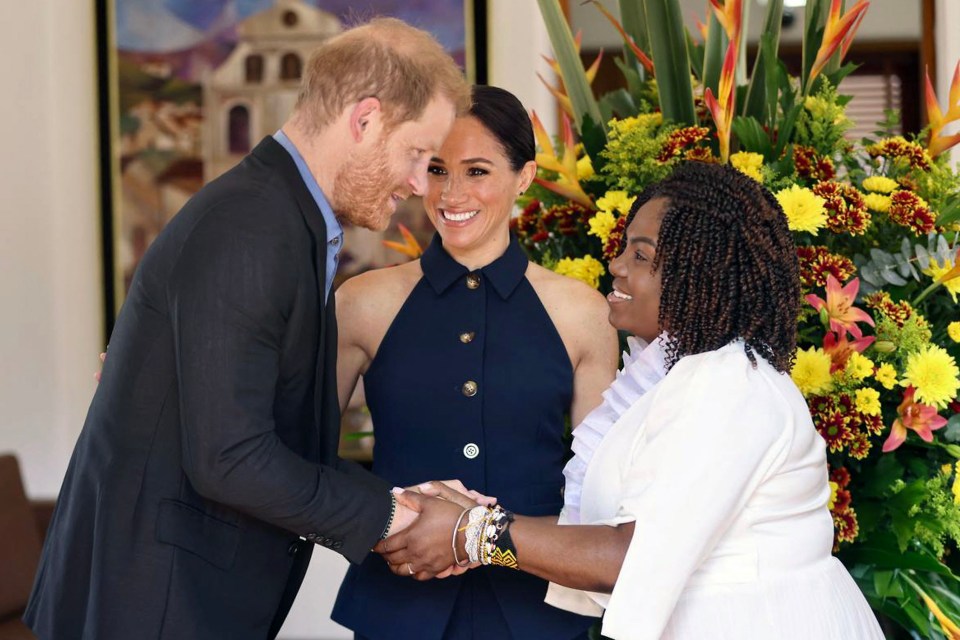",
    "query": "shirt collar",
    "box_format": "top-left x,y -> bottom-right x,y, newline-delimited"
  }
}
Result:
273,129 -> 342,244
420,233 -> 529,300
